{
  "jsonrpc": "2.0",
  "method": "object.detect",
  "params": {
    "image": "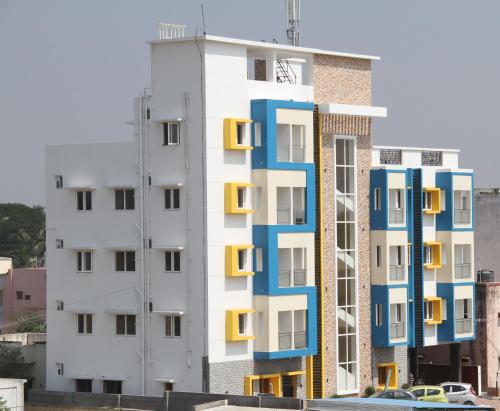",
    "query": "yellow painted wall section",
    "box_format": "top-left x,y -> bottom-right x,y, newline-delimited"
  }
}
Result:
377,363 -> 398,389
223,118 -> 253,150
424,187 -> 441,214
306,355 -> 314,399
225,245 -> 254,276
224,182 -> 254,214
424,241 -> 442,269
226,309 -> 255,341
425,297 -> 443,325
